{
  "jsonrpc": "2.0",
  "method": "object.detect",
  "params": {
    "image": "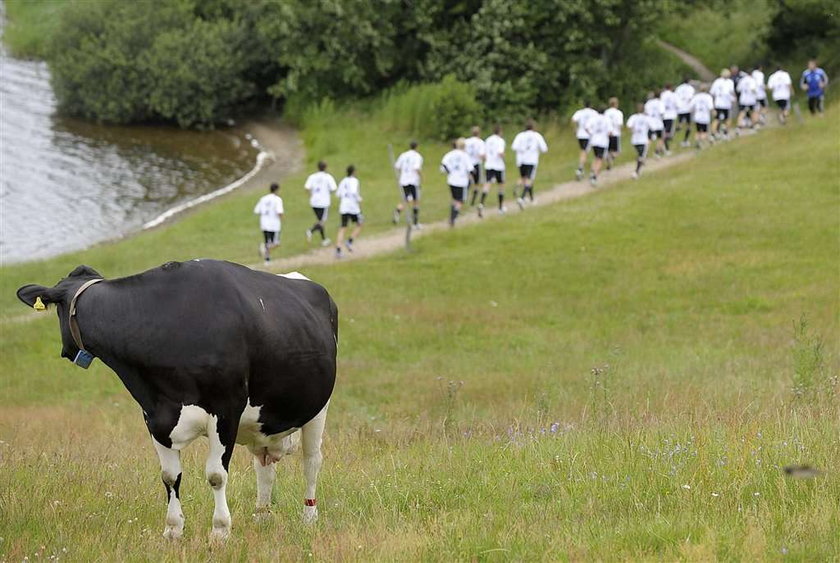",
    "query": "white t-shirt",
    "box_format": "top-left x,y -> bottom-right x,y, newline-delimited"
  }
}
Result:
336,176 -> 362,215
644,98 -> 664,121
484,134 -> 506,171
675,82 -> 695,114
752,70 -> 766,100
440,149 -> 472,188
394,149 -> 423,186
626,113 -> 652,146
571,107 -> 598,139
660,90 -> 678,120
710,77 -> 735,109
737,74 -> 758,105
604,107 -> 624,136
254,193 -> 284,232
585,114 -> 611,148
767,70 -> 792,100
464,136 -> 485,167
304,171 -> 337,208
690,93 -> 714,124
510,130 -> 548,165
